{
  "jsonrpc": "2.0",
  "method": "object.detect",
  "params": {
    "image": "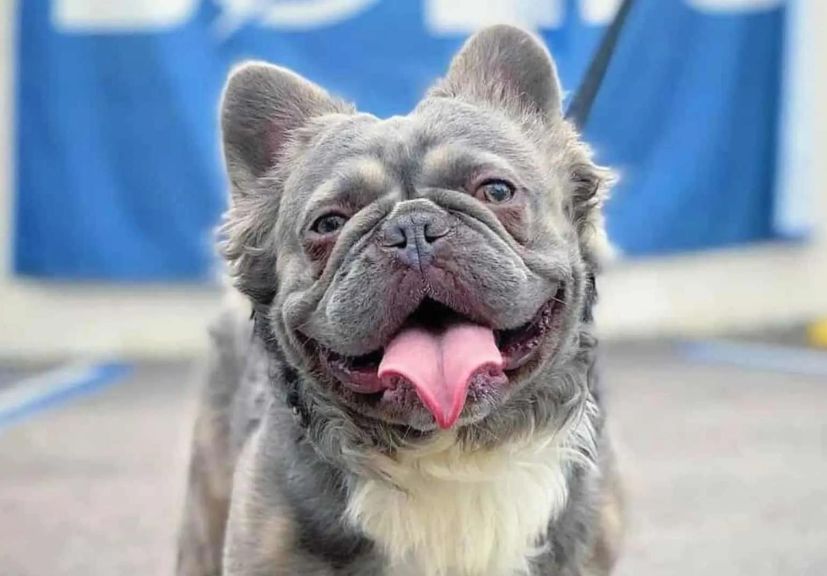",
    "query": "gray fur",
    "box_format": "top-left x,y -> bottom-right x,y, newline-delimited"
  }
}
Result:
179,25 -> 622,575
